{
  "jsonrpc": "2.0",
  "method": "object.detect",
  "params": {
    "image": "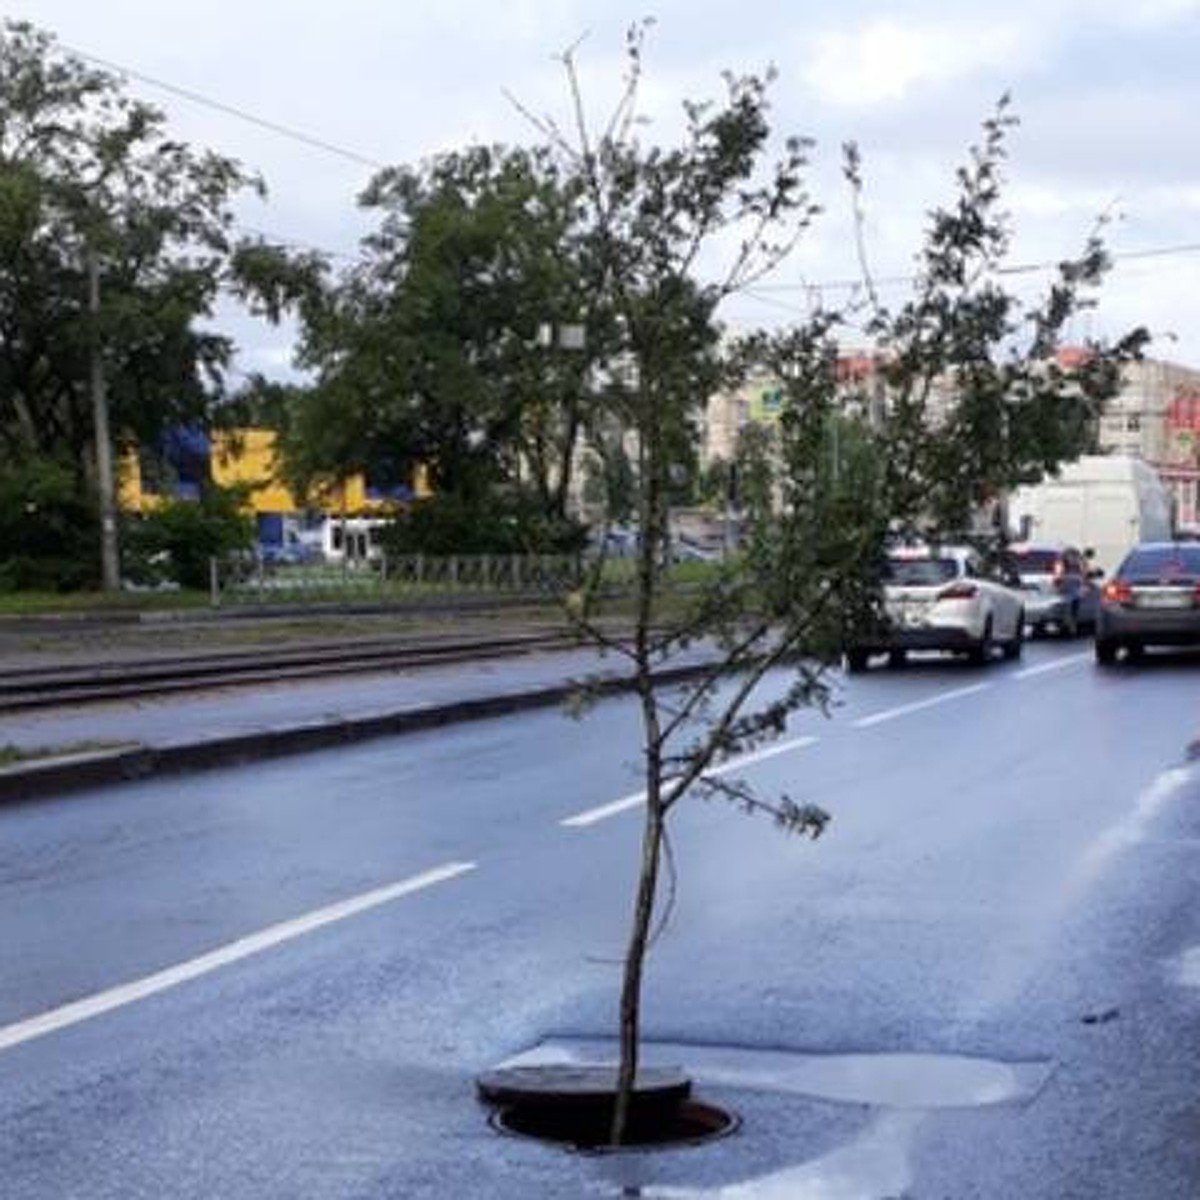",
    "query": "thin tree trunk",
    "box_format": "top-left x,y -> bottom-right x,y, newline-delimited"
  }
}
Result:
611,385 -> 664,1147
610,780 -> 665,1145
